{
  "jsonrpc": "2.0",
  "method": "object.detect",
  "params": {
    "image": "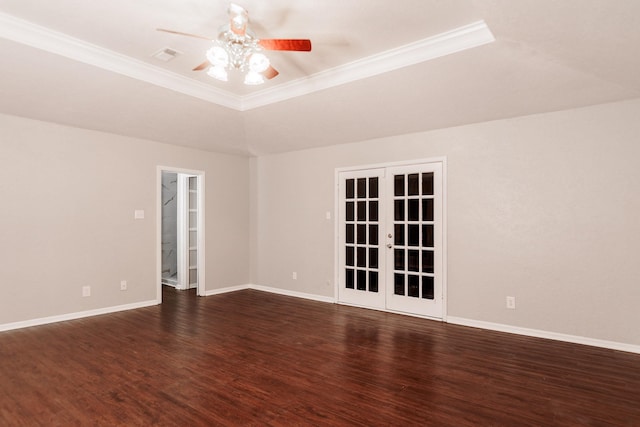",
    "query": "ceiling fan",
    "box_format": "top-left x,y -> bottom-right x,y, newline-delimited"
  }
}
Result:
157,3 -> 312,85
